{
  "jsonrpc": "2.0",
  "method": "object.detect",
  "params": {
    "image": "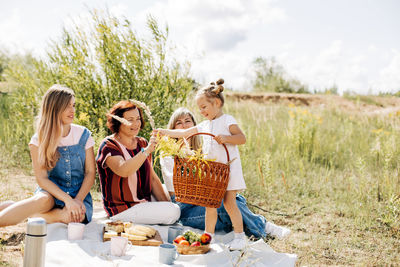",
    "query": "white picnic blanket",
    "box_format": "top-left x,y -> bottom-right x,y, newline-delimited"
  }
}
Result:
45,210 -> 297,266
